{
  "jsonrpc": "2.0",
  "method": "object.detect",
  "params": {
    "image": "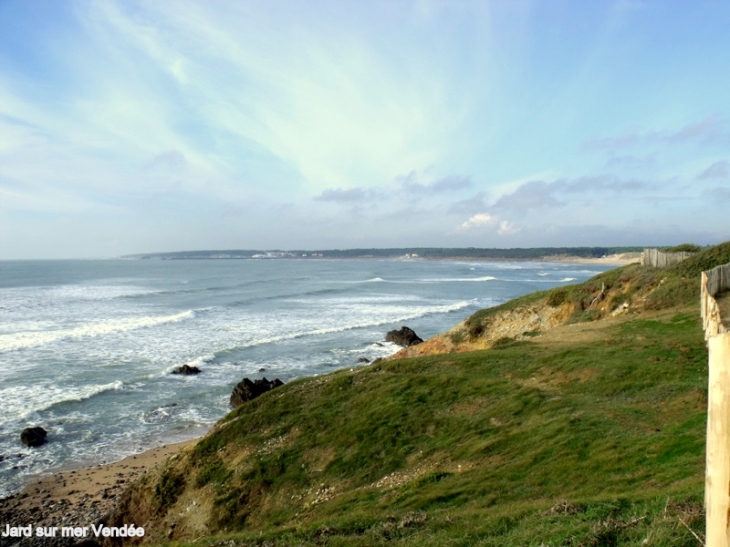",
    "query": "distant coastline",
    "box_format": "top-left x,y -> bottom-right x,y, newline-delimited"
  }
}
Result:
123,246 -> 645,263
